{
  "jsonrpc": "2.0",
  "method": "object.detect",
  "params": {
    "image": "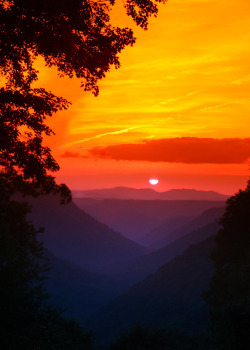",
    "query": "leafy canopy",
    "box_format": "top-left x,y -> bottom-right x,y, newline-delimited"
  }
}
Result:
204,180 -> 250,349
0,2 -> 166,347
0,0 -> 167,200
0,181 -> 95,349
0,2 -> 166,346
